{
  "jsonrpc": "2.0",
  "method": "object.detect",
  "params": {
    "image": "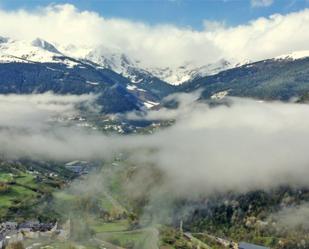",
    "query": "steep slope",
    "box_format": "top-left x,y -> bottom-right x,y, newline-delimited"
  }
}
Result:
0,37 -> 66,64
181,55 -> 309,101
145,59 -> 233,85
84,48 -> 176,99
3,36 -> 309,110
0,37 -> 142,113
67,45 -> 232,86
